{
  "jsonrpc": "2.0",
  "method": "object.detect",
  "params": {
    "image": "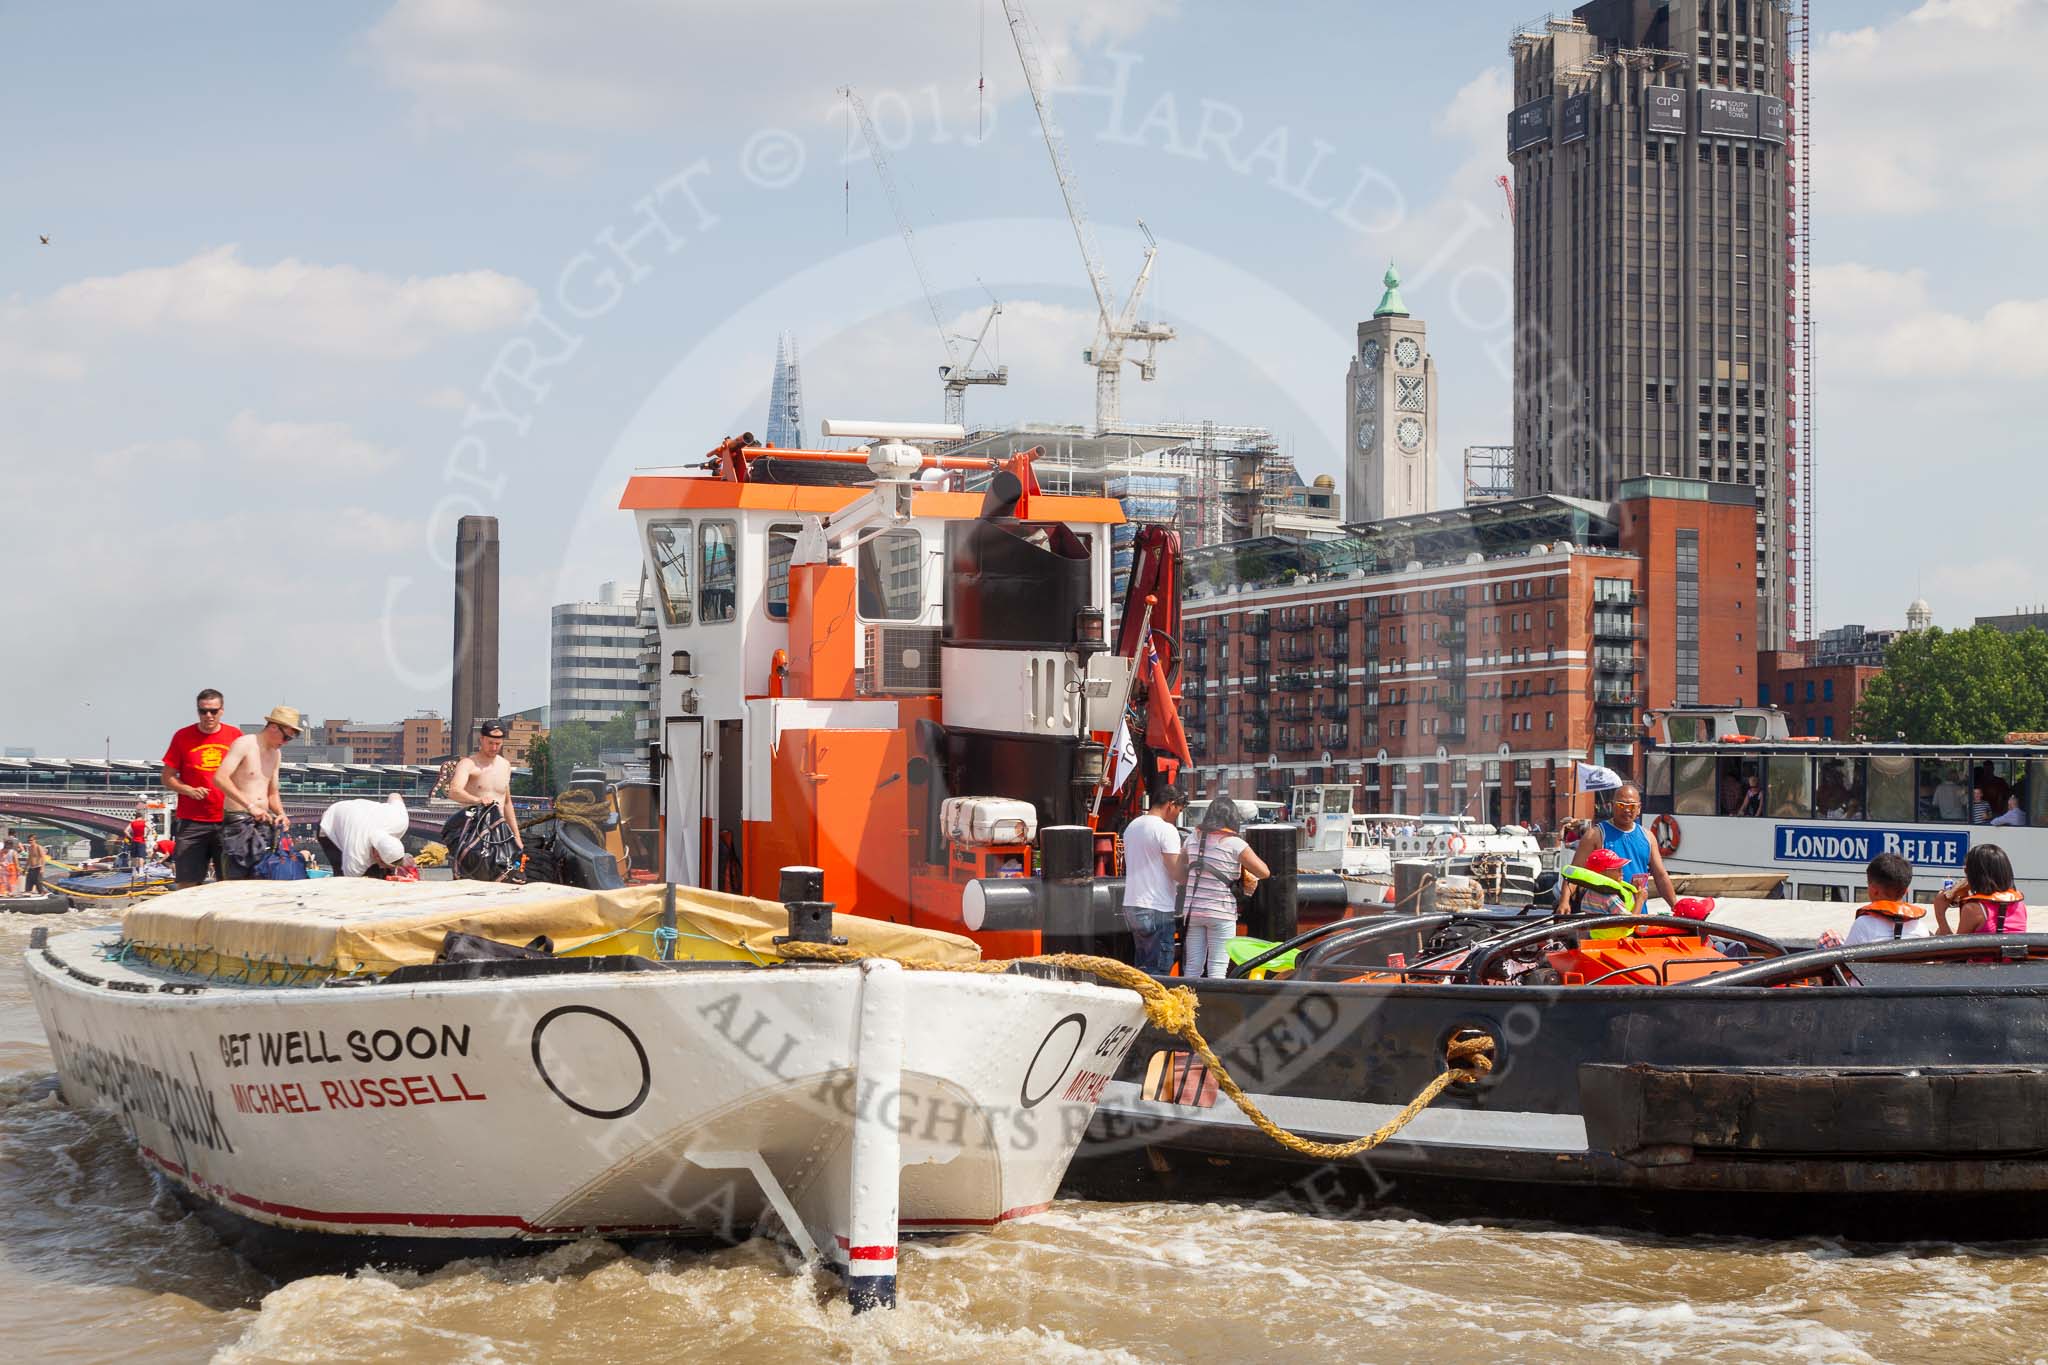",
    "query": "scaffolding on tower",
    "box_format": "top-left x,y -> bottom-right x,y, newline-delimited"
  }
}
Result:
1791,0 -> 1815,640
